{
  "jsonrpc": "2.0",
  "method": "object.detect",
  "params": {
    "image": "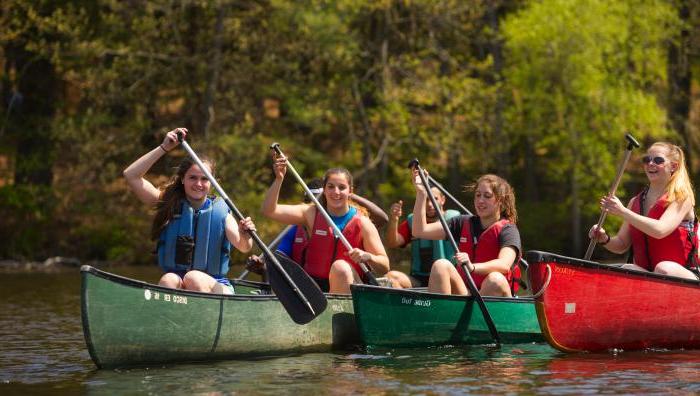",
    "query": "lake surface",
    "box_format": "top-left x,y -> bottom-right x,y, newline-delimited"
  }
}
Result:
2,265 -> 700,394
